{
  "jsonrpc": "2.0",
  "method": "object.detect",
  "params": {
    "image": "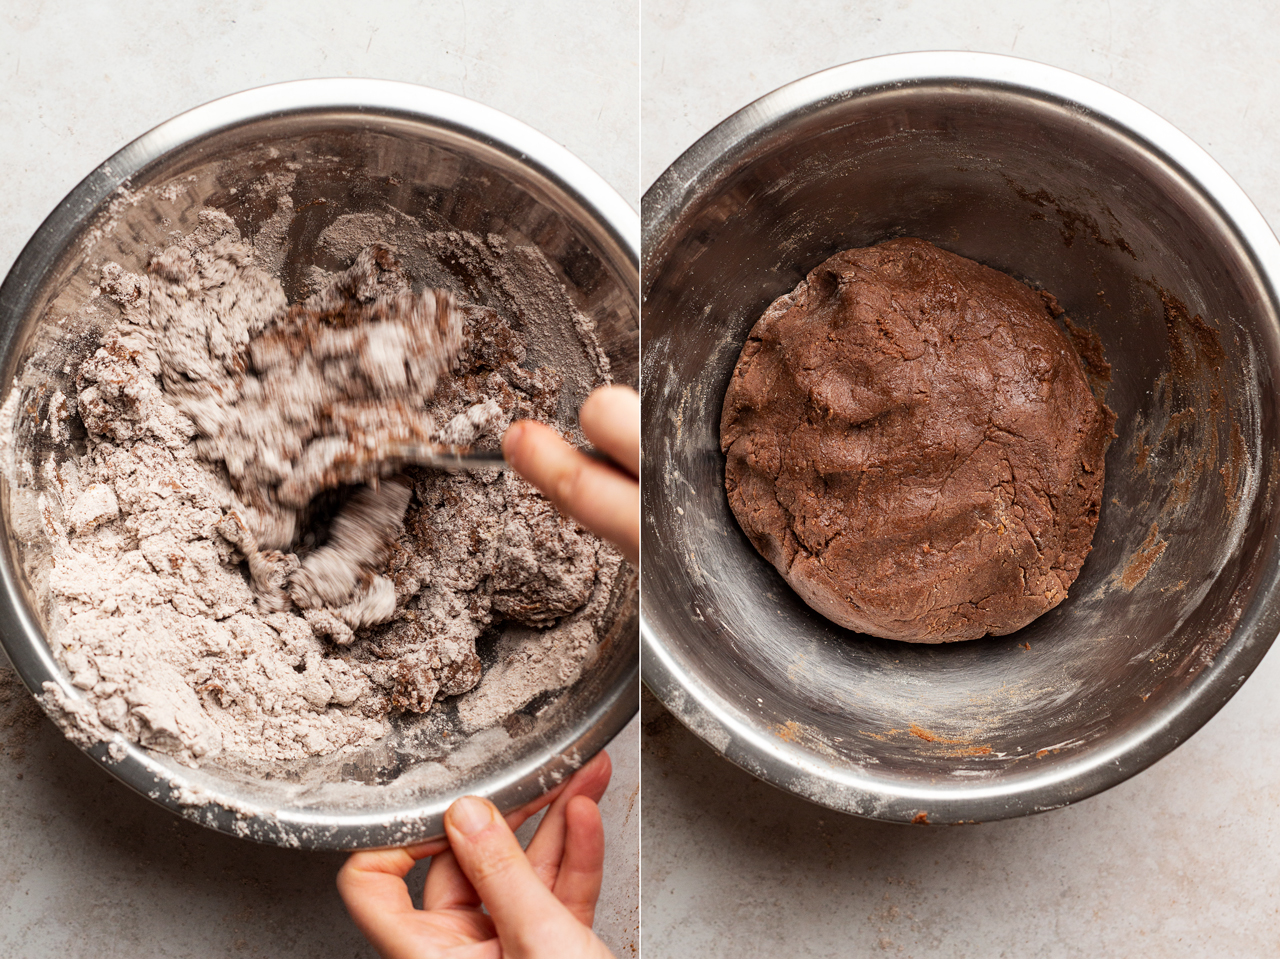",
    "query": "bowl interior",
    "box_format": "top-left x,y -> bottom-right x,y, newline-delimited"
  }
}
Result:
0,93 -> 638,846
642,65 -> 1280,821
